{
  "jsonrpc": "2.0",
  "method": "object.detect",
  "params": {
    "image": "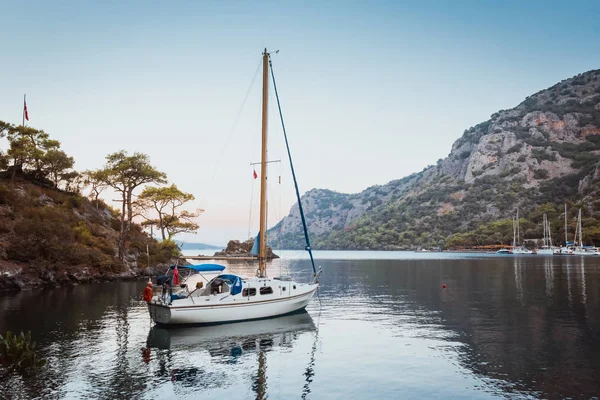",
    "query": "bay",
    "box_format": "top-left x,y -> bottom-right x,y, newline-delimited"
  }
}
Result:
1,252 -> 599,399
